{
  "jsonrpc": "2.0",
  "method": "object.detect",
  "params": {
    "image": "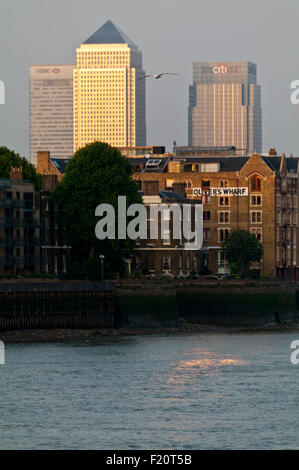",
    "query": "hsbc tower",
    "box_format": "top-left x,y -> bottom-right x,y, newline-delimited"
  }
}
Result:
188,61 -> 262,155
30,65 -> 74,165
